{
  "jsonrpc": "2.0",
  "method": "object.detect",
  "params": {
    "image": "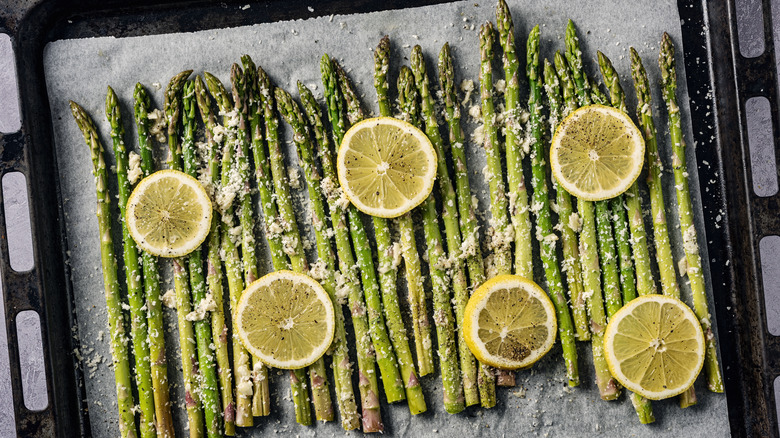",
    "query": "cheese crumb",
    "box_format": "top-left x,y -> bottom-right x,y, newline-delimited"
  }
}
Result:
127,152 -> 142,185
161,289 -> 177,309
186,294 -> 217,321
